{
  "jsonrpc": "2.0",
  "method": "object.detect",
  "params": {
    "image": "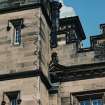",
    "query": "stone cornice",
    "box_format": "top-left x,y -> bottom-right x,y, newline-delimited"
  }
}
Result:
49,62 -> 105,82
